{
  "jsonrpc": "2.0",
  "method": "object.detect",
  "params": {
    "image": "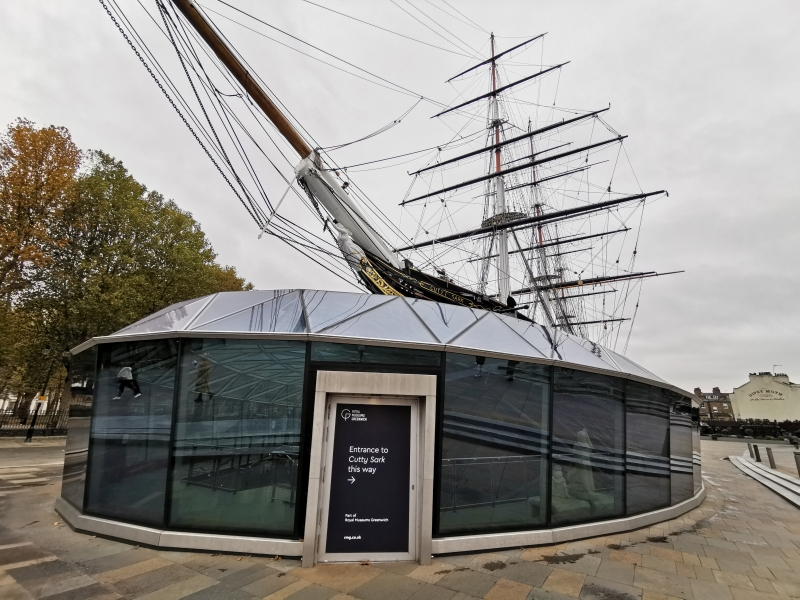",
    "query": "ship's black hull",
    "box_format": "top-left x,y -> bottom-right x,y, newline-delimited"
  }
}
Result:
360,253 -> 531,321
